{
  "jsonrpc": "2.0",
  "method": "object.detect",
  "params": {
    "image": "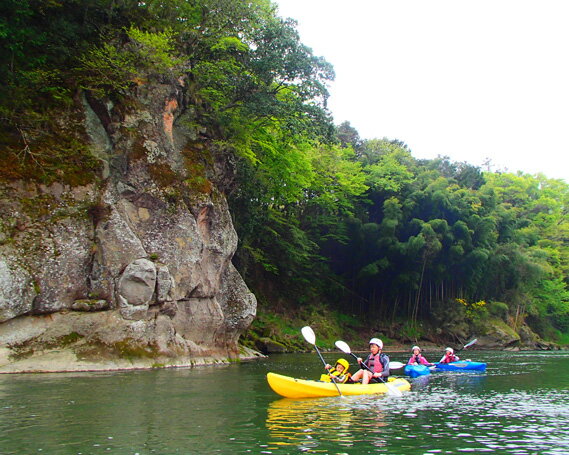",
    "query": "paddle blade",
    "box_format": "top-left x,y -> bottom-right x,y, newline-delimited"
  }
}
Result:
389,361 -> 405,369
301,326 -> 316,345
386,384 -> 403,397
464,338 -> 478,349
335,340 -> 352,354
